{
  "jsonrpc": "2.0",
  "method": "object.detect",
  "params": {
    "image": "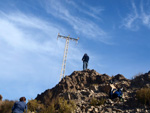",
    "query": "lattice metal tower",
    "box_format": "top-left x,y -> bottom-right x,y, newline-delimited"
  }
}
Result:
57,33 -> 79,81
